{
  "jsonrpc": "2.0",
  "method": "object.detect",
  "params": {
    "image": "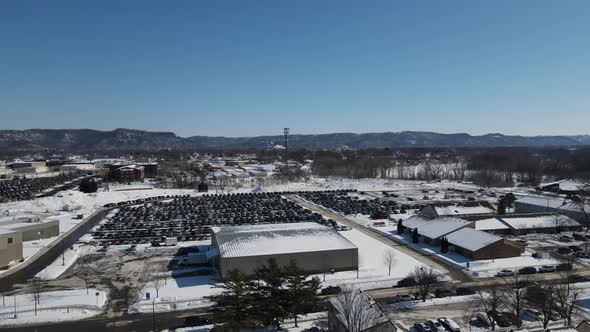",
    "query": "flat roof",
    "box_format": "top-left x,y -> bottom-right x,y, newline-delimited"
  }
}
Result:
446,228 -> 502,252
212,222 -> 357,258
516,196 -> 588,211
434,205 -> 495,216
500,214 -> 579,229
